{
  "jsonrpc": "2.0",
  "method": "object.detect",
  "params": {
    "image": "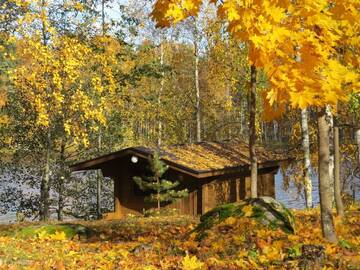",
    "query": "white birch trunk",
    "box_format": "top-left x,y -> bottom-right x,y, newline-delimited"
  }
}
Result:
326,105 -> 335,205
301,108 -> 312,208
249,65 -> 257,198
